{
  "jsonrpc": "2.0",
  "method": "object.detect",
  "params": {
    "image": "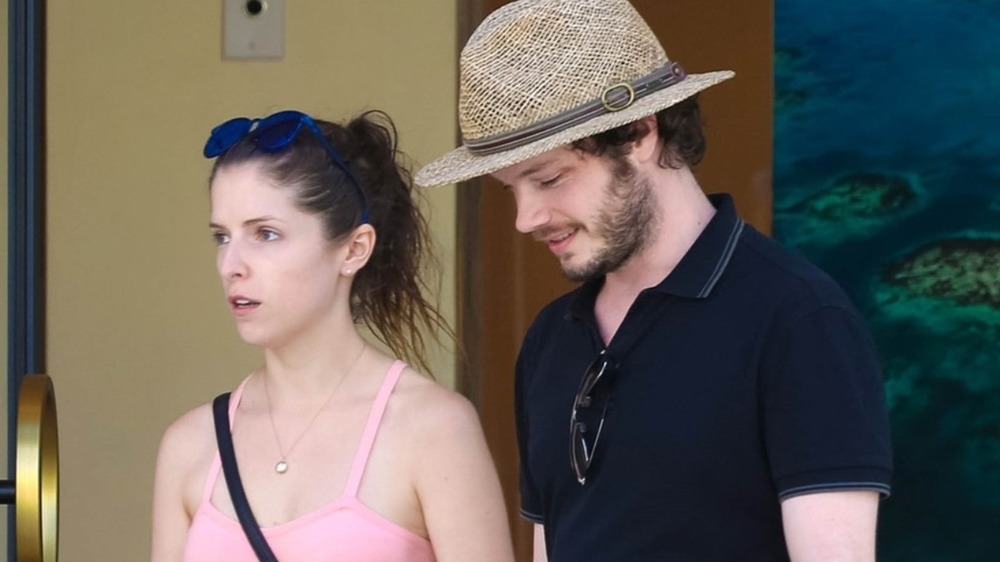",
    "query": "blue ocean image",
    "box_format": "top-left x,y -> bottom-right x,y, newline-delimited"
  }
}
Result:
774,0 -> 1000,559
